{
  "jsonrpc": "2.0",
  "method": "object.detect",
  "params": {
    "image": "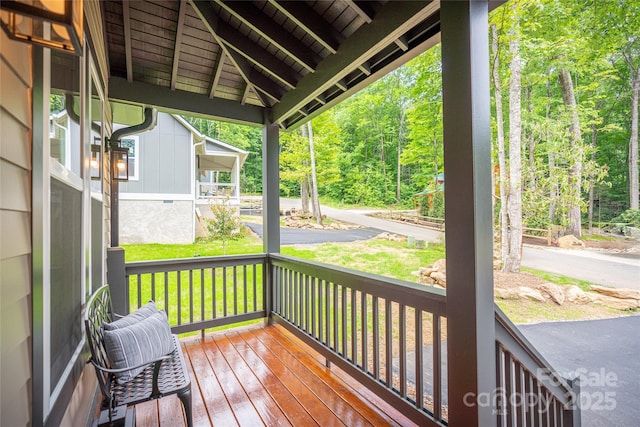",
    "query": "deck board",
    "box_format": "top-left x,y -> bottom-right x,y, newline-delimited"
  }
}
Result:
134,324 -> 418,427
